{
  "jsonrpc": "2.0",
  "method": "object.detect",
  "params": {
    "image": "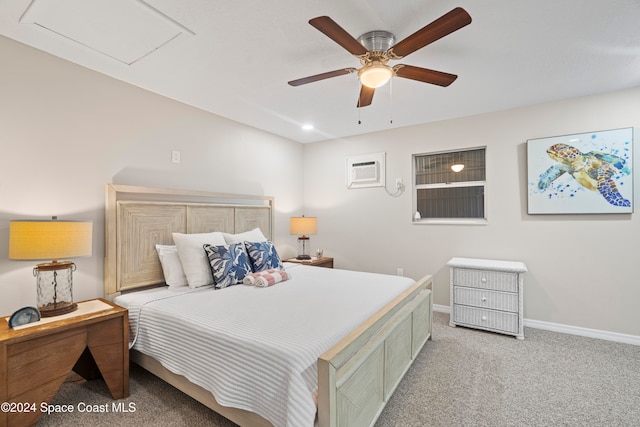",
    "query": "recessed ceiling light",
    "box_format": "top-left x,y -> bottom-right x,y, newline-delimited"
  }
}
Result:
302,124 -> 314,131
